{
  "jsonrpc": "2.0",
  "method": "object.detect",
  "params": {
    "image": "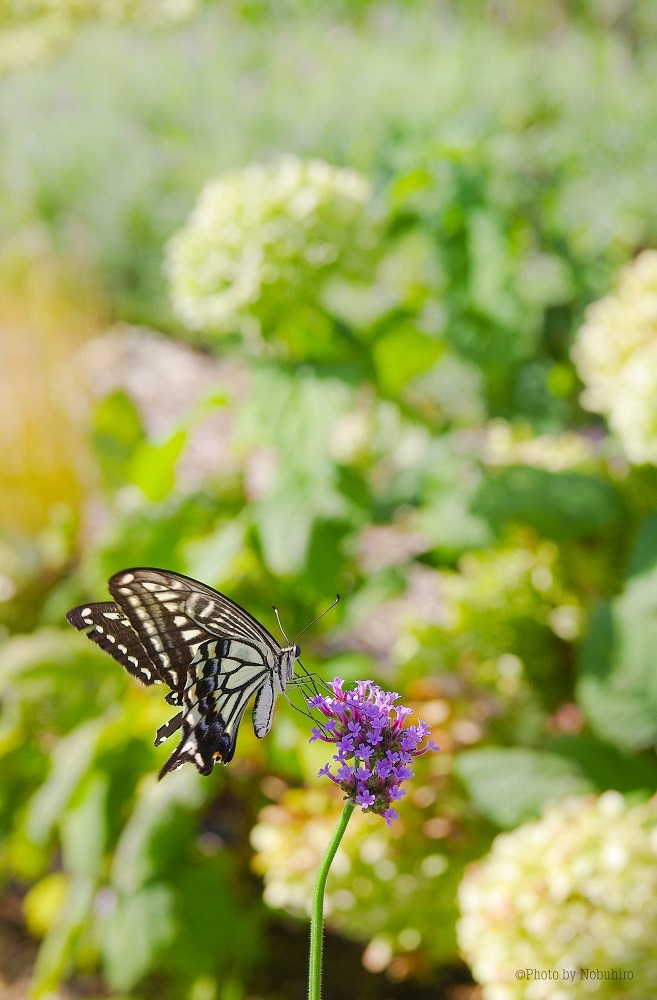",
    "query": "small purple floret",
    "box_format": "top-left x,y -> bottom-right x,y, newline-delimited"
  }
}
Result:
310,679 -> 440,825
